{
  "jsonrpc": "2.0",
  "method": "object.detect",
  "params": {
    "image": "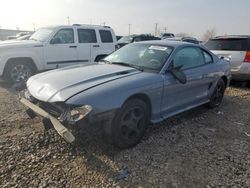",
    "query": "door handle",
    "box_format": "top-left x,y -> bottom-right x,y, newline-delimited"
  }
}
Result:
69,45 -> 77,48
93,45 -> 100,48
